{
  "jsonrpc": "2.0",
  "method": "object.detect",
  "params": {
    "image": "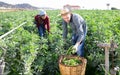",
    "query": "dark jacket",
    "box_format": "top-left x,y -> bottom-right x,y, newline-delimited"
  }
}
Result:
34,15 -> 50,32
